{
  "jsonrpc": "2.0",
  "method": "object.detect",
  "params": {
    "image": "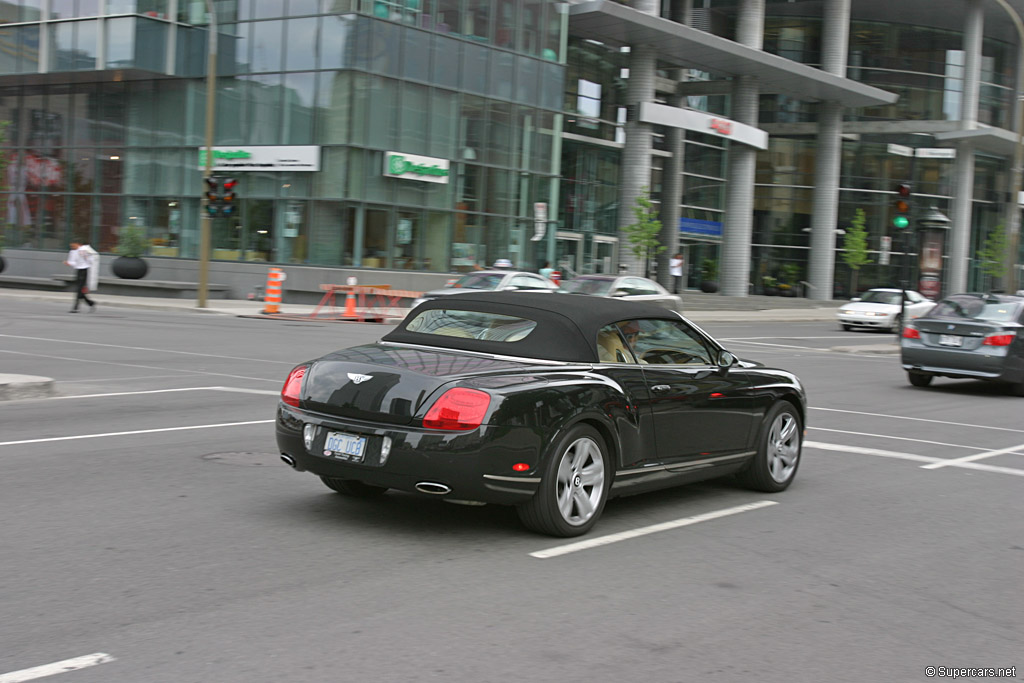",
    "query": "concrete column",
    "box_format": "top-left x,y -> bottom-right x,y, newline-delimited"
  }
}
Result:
807,0 -> 850,301
657,0 -> 693,291
721,0 -> 763,296
617,0 -> 659,275
948,0 -> 984,294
